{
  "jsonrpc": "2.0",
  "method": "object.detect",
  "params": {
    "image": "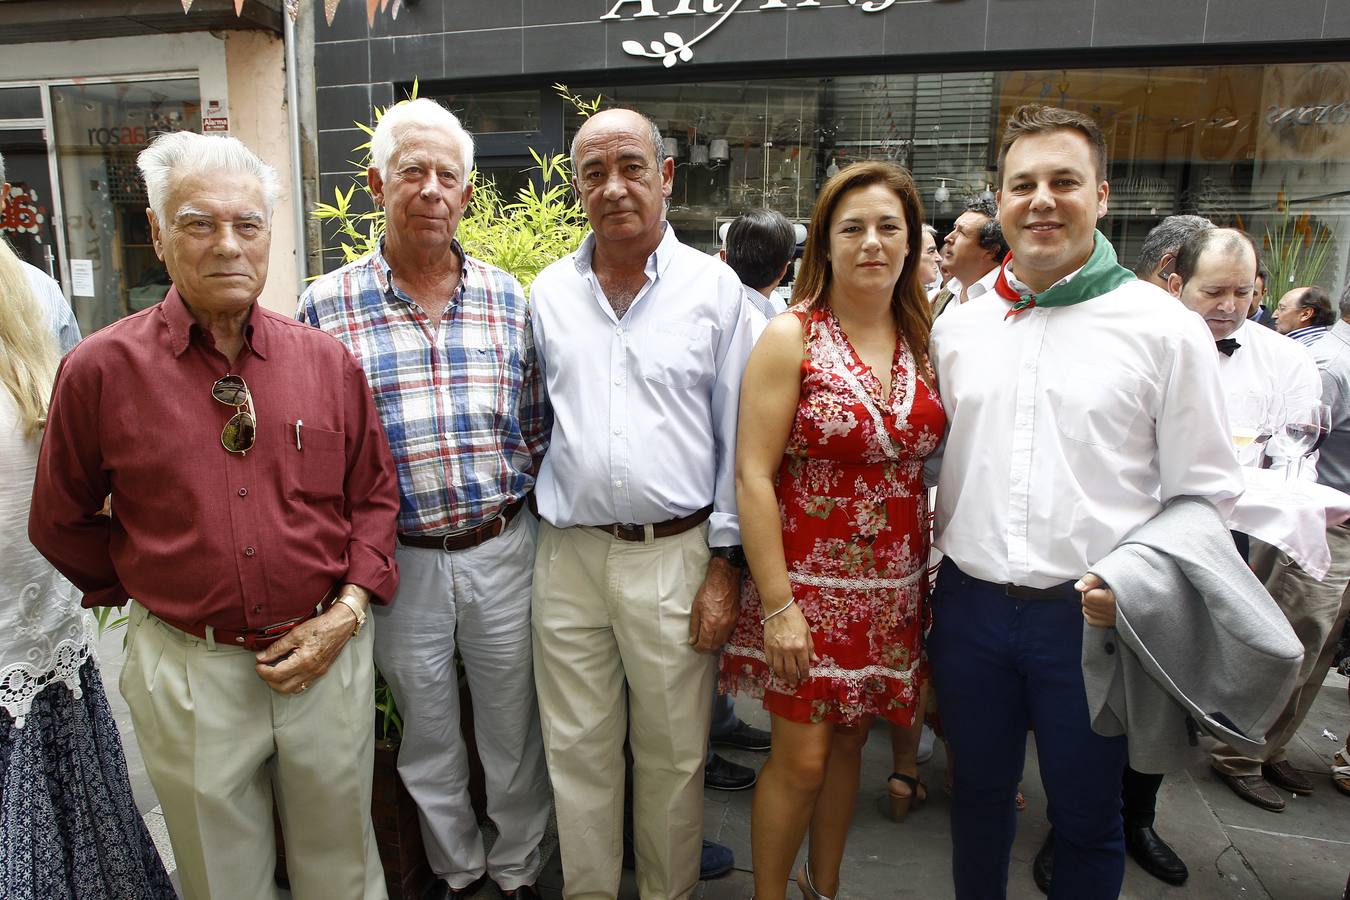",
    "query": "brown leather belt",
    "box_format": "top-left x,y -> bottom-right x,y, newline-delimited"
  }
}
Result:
398,496 -> 528,553
159,596 -> 335,651
590,504 -> 713,542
